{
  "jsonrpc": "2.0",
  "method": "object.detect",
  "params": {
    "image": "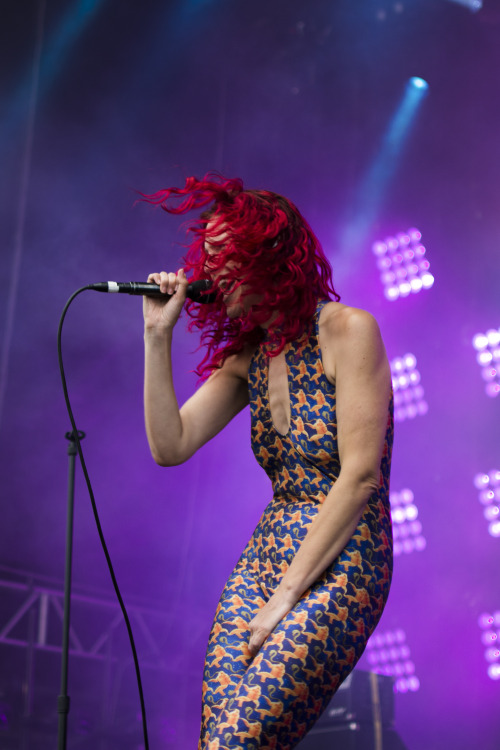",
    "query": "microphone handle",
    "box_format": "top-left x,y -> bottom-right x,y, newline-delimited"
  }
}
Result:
92,280 -> 216,303
120,282 -> 175,296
